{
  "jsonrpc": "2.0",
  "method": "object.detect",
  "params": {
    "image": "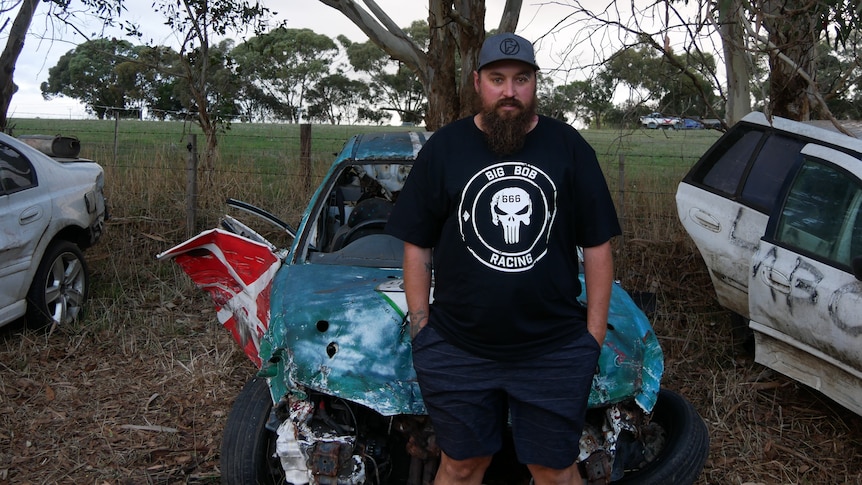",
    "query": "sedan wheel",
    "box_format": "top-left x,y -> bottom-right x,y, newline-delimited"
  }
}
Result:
27,241 -> 89,327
